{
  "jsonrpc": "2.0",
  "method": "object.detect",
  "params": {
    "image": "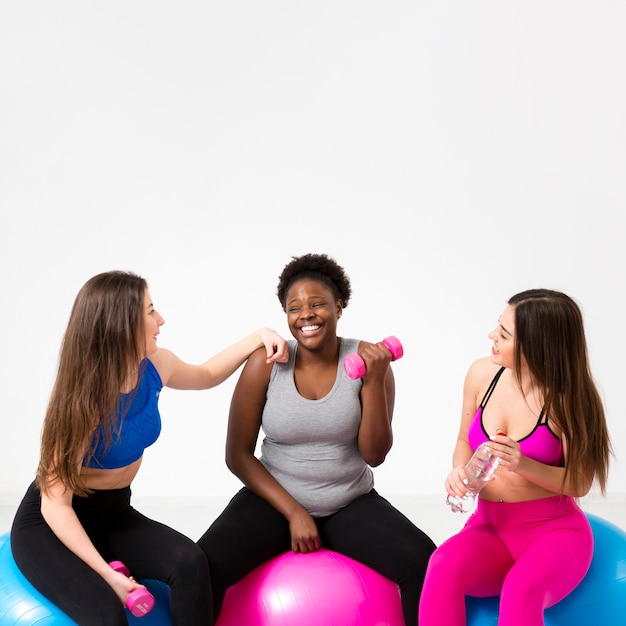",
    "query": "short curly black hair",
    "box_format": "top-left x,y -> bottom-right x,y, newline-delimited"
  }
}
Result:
276,253 -> 352,312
